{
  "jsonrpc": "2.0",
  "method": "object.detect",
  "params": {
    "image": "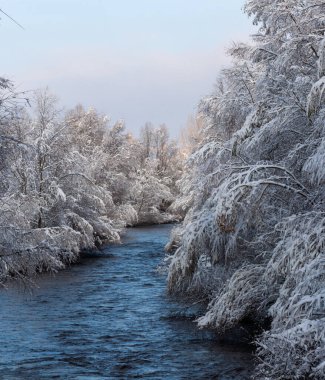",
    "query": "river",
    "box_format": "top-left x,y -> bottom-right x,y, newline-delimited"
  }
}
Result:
0,225 -> 253,379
